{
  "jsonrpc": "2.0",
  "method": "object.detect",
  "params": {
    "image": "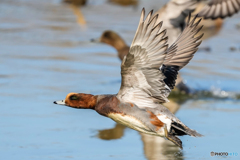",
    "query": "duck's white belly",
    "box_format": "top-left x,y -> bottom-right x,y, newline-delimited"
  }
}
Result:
108,113 -> 161,136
